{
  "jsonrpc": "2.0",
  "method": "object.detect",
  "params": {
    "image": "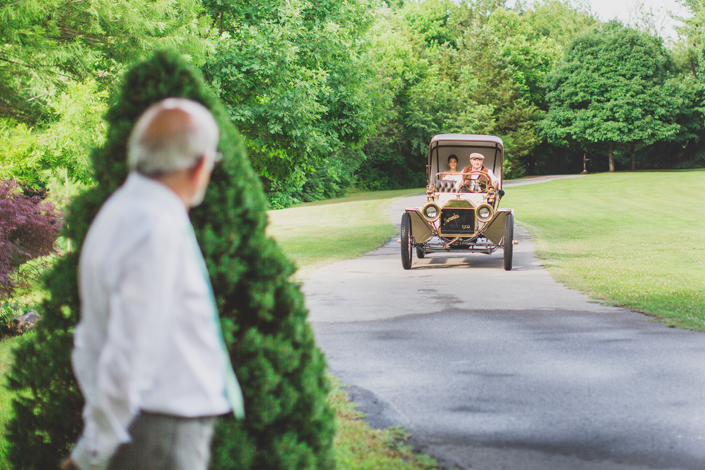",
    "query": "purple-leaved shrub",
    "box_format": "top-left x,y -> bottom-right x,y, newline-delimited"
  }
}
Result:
0,180 -> 62,298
